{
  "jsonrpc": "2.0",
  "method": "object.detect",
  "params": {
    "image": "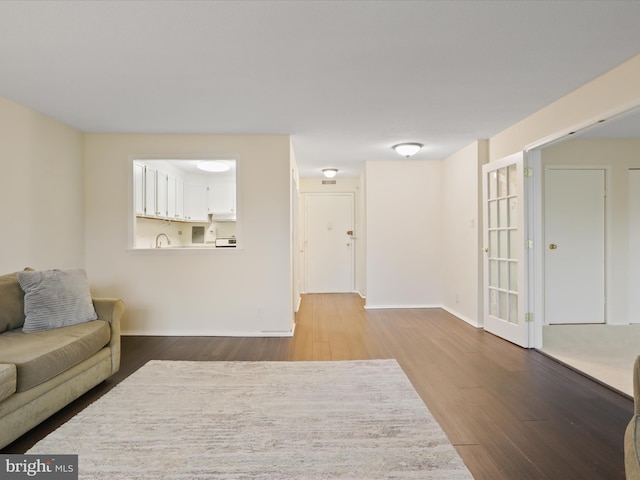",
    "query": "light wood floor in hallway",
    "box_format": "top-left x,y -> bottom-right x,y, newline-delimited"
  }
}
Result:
3,293 -> 634,479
